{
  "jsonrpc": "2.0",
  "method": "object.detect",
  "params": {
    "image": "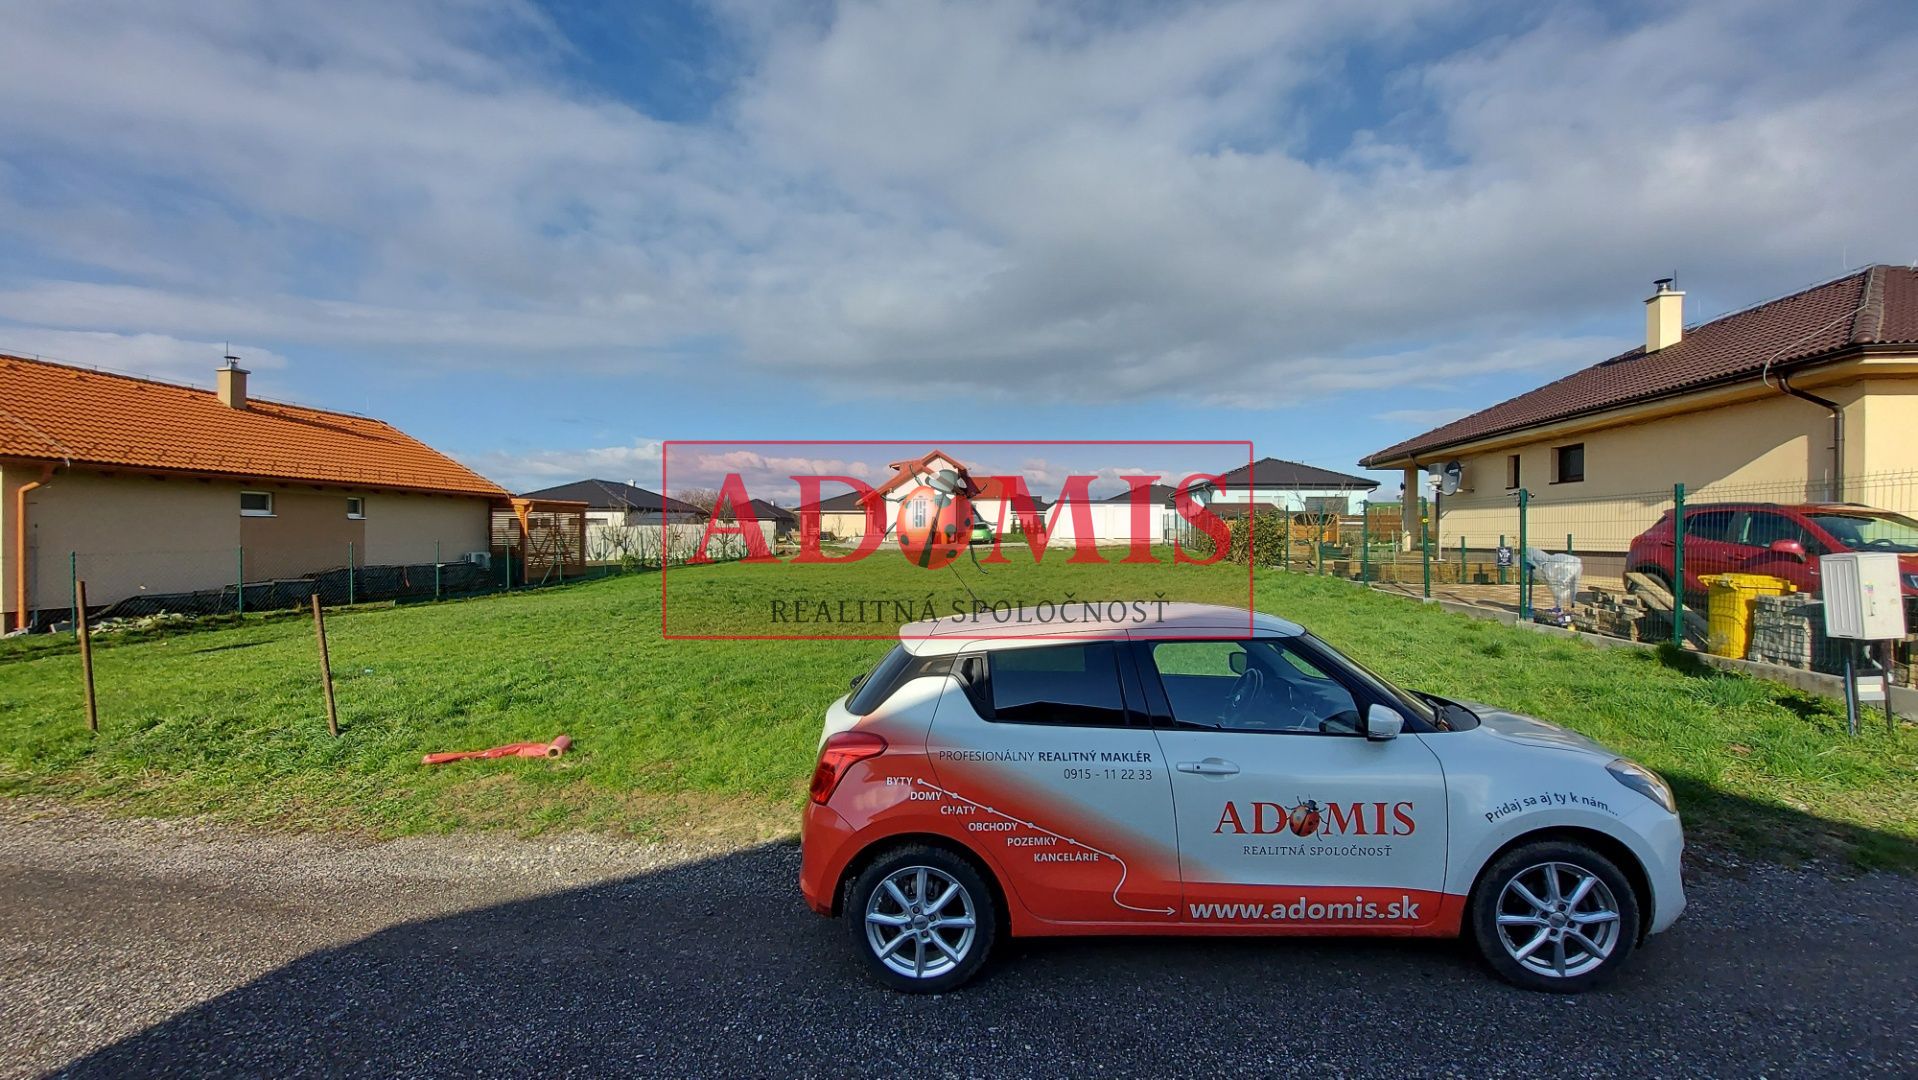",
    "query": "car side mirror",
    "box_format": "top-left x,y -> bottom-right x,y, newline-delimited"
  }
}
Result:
1228,652 -> 1247,675
1769,538 -> 1806,560
1365,704 -> 1403,741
